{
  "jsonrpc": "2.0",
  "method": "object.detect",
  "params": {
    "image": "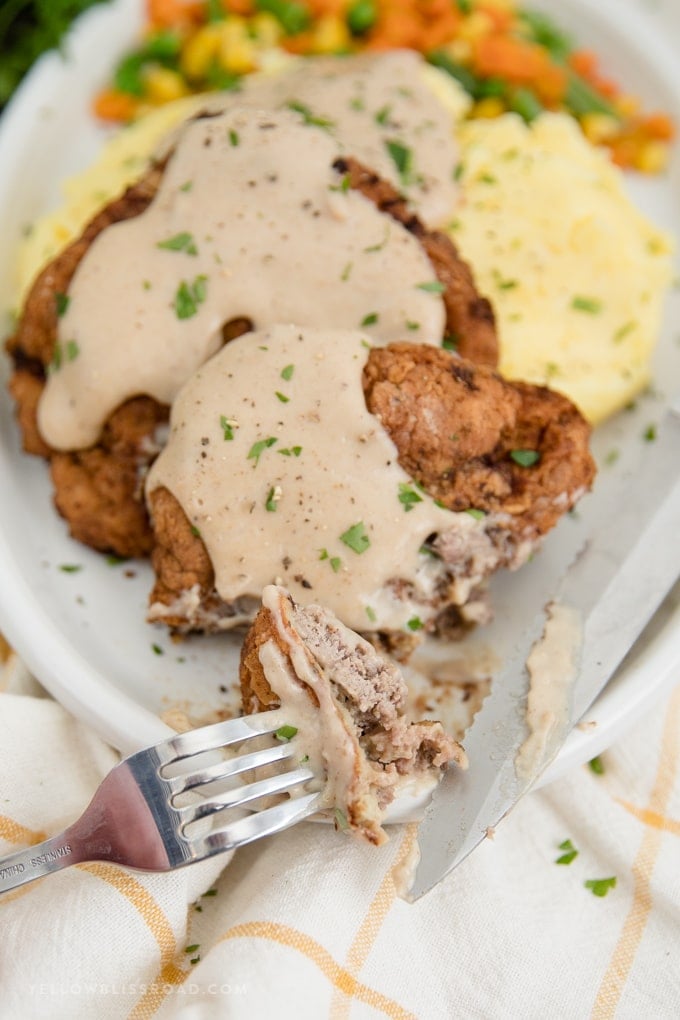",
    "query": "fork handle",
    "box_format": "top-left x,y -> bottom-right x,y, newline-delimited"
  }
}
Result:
0,831 -> 80,894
